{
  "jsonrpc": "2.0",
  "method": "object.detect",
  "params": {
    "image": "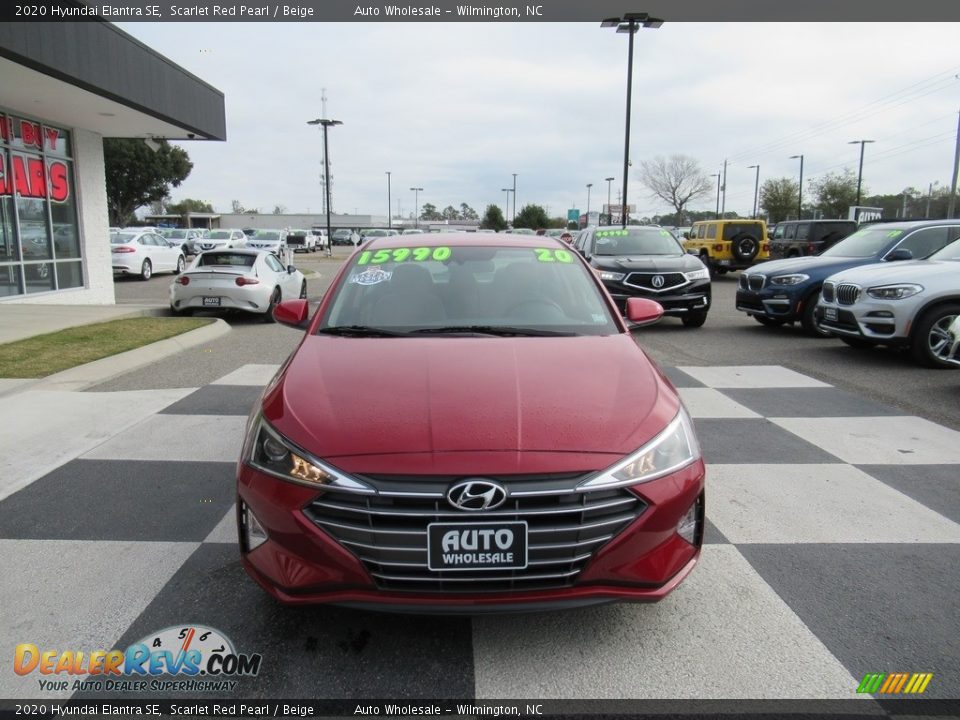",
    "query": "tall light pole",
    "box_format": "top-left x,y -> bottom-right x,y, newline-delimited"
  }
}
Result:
385,172 -> 392,229
605,176 -> 615,225
410,187 -> 423,228
307,117 -> 341,258
848,140 -> 874,207
511,173 -> 518,223
602,13 -> 663,228
789,154 -> 804,220
747,164 -> 760,219
710,173 -> 720,219
586,183 -> 593,219
949,106 -> 960,218
502,188 -> 512,222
